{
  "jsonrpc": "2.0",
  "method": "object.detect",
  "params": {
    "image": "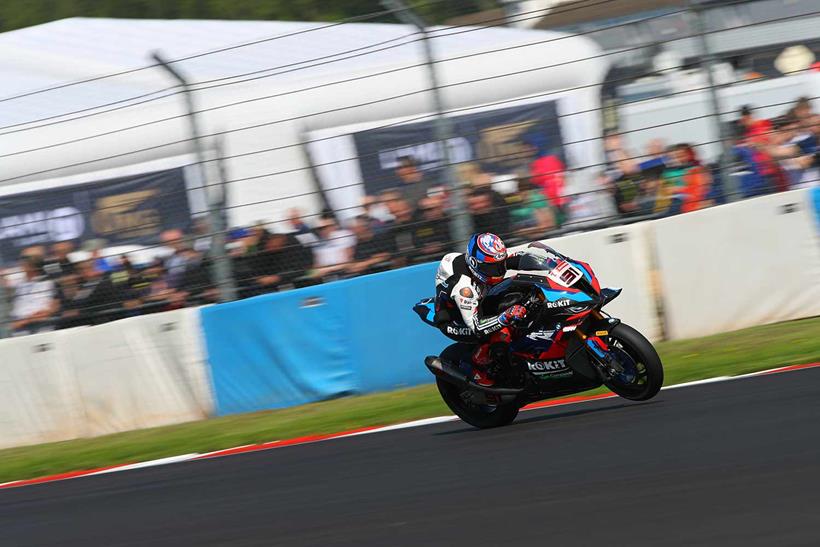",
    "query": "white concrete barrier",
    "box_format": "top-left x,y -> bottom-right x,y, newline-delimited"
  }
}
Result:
0,331 -> 84,449
652,189 -> 820,339
0,308 -> 212,449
